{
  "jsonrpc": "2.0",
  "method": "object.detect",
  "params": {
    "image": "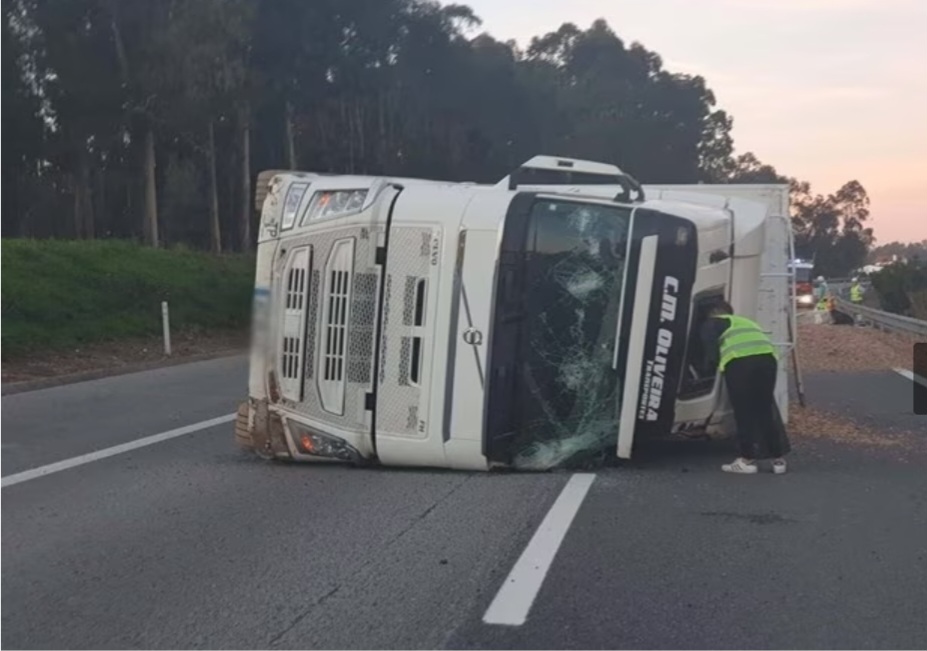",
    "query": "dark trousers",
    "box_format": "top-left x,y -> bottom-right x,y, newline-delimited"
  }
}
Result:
723,354 -> 791,459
